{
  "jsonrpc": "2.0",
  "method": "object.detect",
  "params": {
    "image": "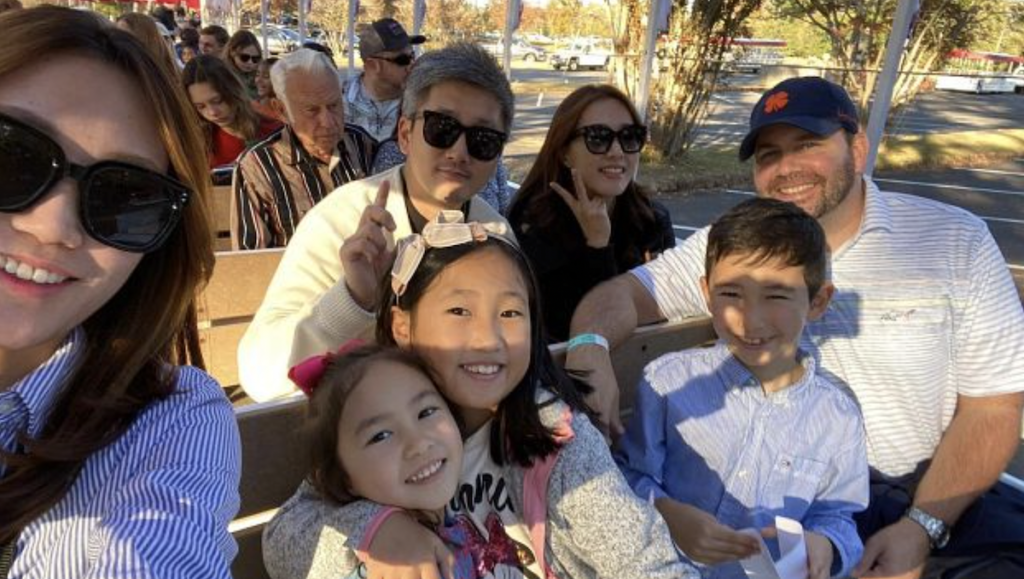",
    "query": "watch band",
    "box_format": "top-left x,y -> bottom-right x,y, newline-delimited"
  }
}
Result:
904,506 -> 950,549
